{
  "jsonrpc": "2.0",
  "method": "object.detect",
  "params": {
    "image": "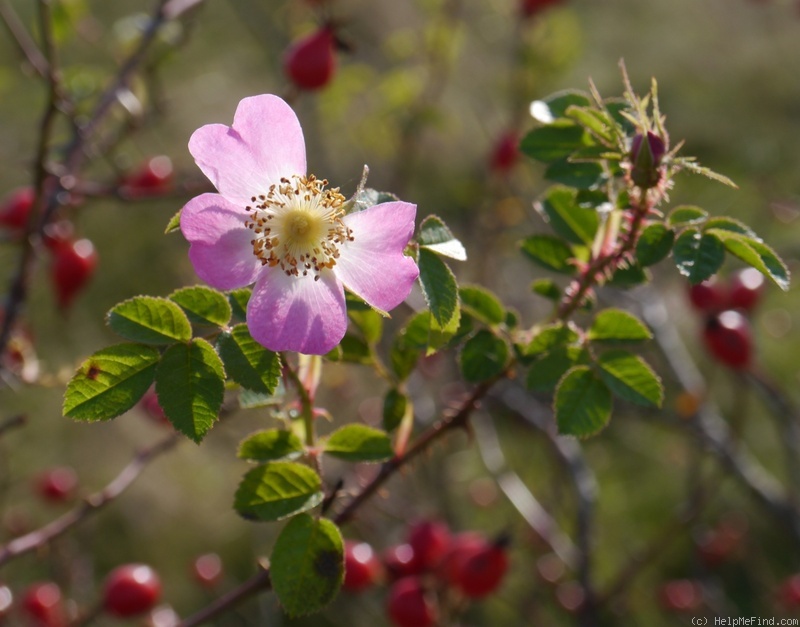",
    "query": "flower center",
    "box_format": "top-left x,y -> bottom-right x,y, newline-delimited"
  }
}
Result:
245,175 -> 353,280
